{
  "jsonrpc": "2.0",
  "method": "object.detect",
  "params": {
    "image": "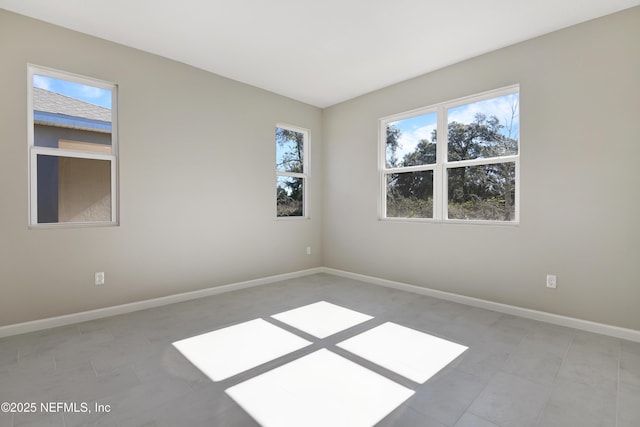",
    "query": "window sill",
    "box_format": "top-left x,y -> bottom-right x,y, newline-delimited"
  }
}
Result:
28,221 -> 119,230
379,217 -> 519,226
